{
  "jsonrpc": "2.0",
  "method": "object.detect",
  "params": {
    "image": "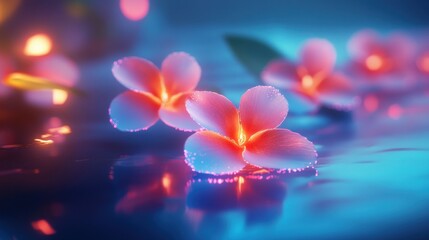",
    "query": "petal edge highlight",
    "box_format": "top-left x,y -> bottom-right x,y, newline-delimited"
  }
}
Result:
184,131 -> 246,175
112,57 -> 163,97
161,52 -> 201,96
186,91 -> 240,141
243,129 -> 317,169
109,91 -> 160,132
239,86 -> 288,137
